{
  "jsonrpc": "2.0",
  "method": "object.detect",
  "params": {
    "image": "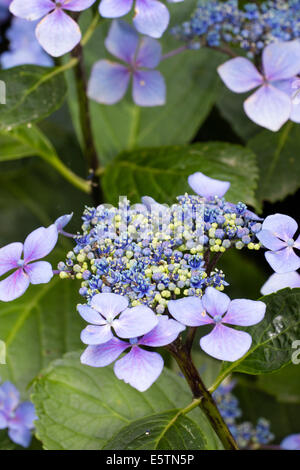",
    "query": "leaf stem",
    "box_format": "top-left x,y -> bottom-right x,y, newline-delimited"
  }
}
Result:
166,339 -> 239,450
44,154 -> 91,193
